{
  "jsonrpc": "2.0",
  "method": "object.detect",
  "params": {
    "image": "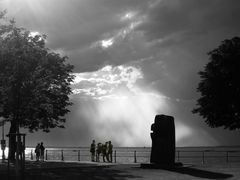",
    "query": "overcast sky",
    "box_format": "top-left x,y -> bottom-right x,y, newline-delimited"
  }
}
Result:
1,0 -> 240,147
